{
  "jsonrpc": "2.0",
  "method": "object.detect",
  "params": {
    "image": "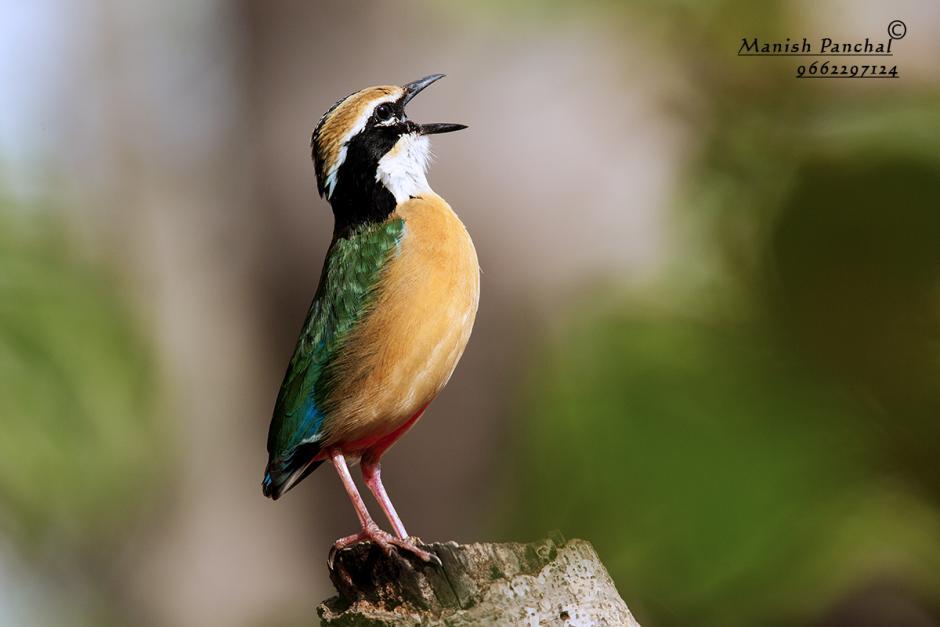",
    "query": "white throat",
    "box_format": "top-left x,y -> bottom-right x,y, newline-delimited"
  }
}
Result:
376,133 -> 432,204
